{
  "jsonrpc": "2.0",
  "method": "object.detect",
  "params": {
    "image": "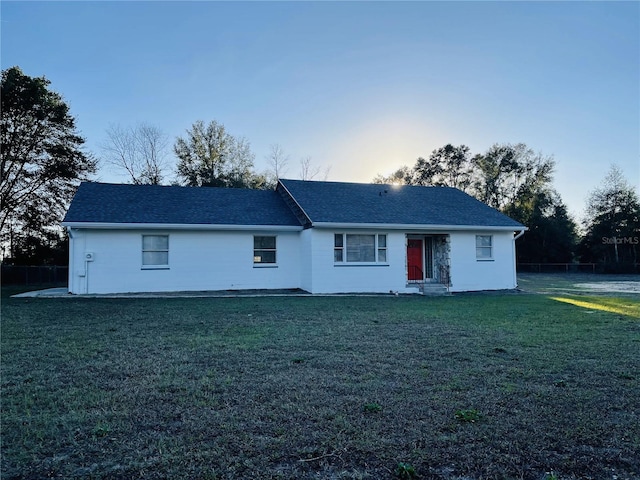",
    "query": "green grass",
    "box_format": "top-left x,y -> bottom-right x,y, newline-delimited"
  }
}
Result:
2,292 -> 639,479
